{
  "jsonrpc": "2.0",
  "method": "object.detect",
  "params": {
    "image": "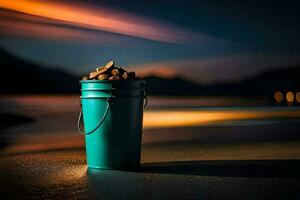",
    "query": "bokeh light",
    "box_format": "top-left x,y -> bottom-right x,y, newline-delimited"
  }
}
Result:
296,92 -> 300,103
274,91 -> 283,103
286,91 -> 294,103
